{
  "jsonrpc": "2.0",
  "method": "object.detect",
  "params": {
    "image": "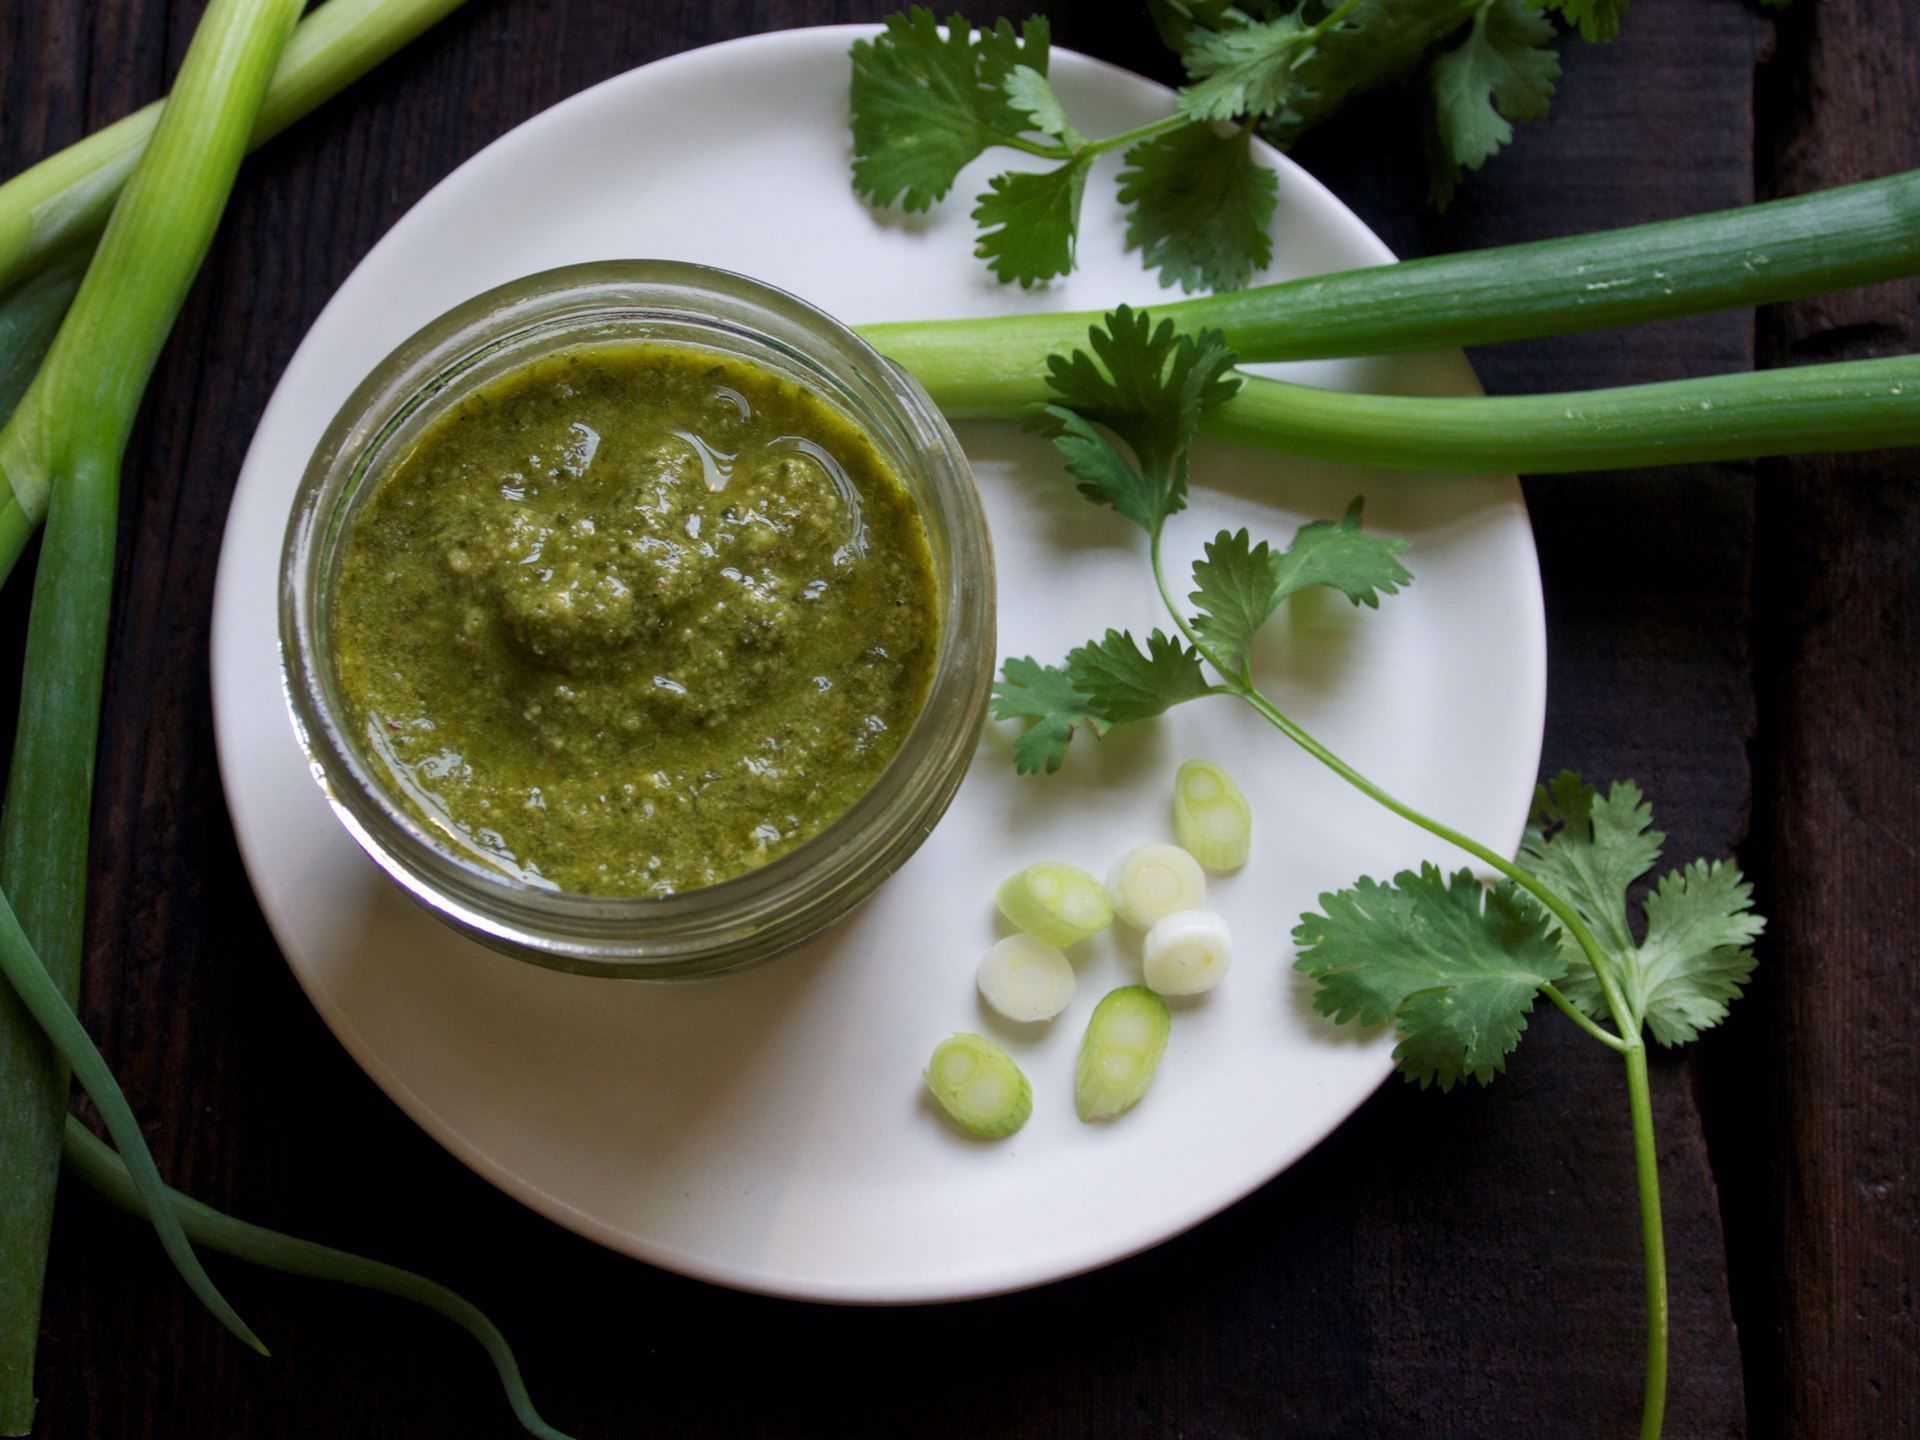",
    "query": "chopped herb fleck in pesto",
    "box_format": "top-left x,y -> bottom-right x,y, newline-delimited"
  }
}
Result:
330,341 -> 938,895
